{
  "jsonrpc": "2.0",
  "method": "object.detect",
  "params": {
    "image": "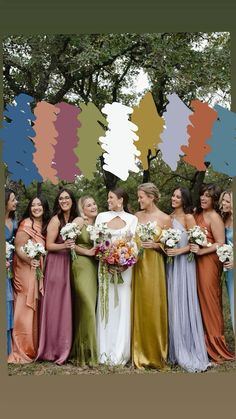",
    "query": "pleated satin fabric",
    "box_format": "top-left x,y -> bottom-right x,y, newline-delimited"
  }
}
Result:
195,213 -> 234,363
8,219 -> 45,364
